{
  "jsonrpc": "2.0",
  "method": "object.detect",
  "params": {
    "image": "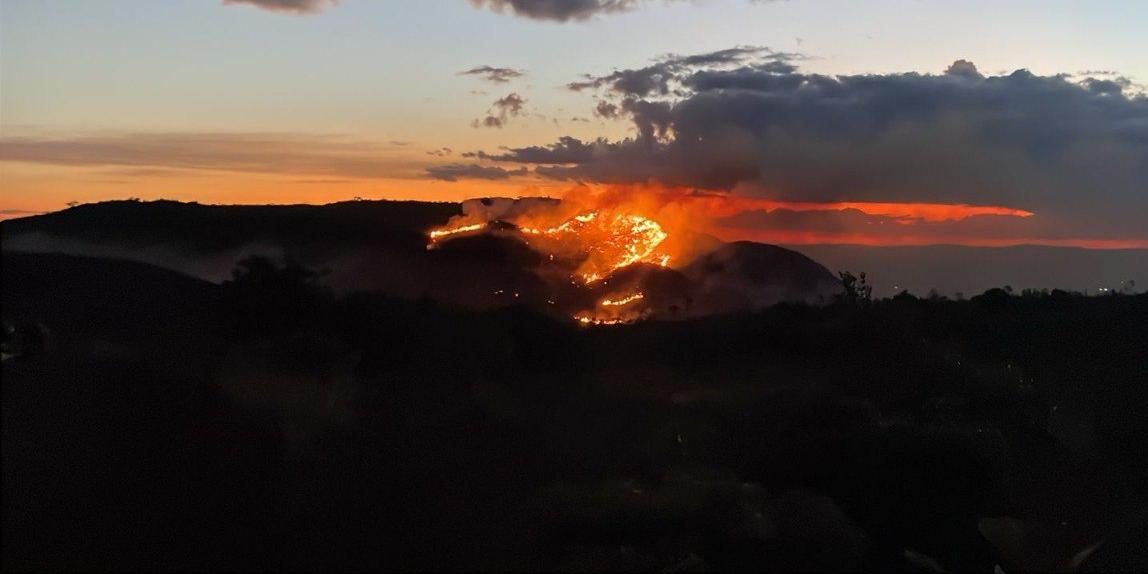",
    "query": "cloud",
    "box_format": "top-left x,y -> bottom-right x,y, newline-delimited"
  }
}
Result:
222,0 -> 339,14
0,132 -> 424,179
466,136 -> 608,163
944,59 -> 983,80
594,101 -> 619,119
425,163 -> 529,181
566,46 -> 797,97
471,92 -> 527,128
468,0 -> 797,22
468,0 -> 643,22
474,51 -> 1148,240
458,65 -> 526,83
493,92 -> 526,114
